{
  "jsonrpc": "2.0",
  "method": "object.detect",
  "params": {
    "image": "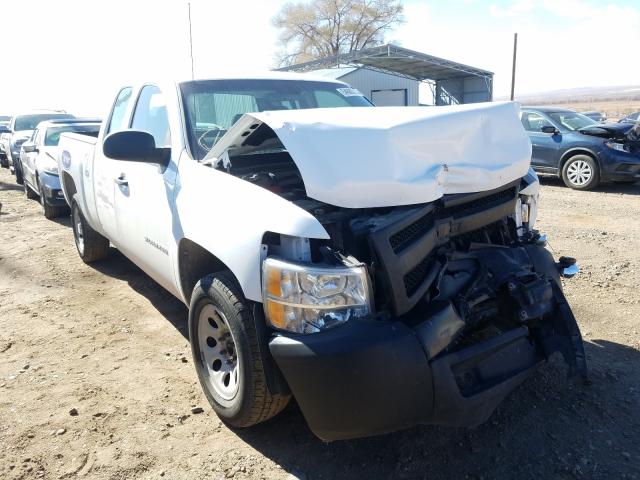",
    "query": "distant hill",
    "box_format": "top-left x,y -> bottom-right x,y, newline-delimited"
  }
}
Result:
497,85 -> 640,104
497,85 -> 640,119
